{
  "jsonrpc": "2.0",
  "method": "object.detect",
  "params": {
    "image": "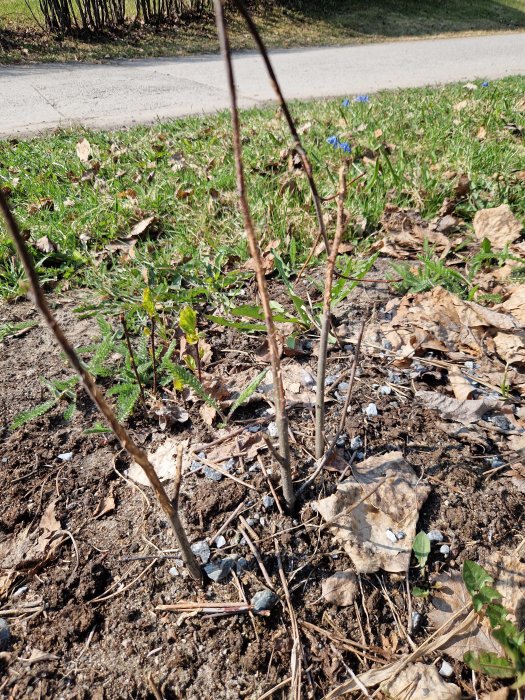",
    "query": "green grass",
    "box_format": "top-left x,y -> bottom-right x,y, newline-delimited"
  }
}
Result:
0,76 -> 524,311
1,0 -> 525,64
